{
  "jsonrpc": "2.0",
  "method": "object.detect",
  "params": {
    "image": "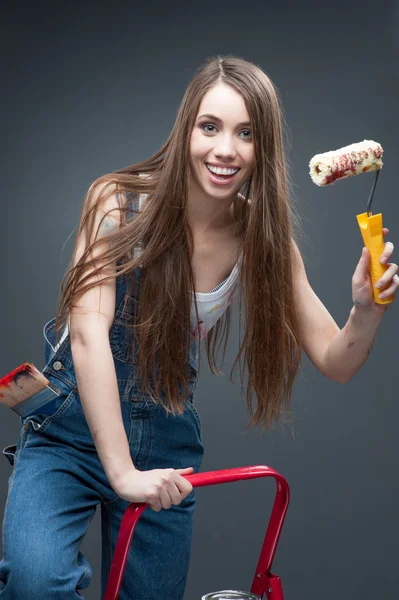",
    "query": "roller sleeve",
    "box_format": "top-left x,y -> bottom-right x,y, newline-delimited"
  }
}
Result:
309,140 -> 383,186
